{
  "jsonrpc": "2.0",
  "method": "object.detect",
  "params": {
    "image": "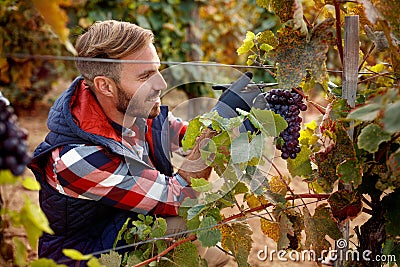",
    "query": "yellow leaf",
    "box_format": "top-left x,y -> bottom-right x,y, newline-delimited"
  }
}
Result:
22,176 -> 41,191
269,175 -> 289,195
370,63 -> 385,73
32,0 -> 76,55
63,249 -> 93,261
260,218 -> 280,242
